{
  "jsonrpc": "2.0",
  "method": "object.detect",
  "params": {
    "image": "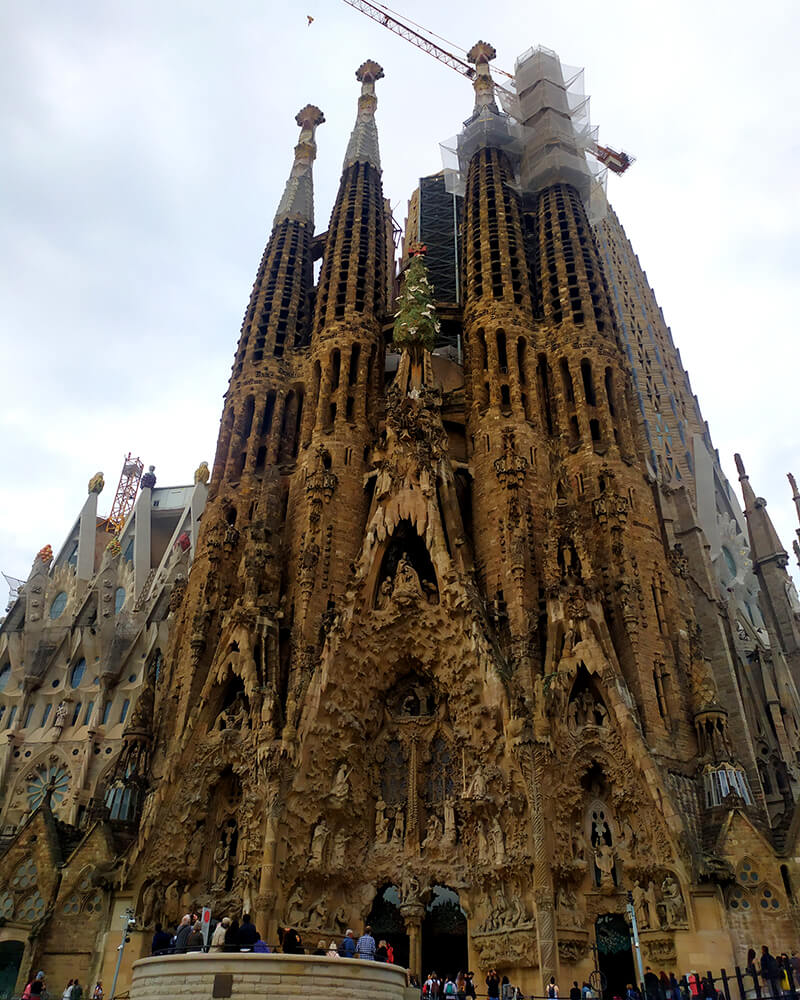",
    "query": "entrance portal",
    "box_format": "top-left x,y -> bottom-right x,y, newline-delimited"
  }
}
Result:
595,913 -> 636,1000
421,886 -> 468,981
0,941 -> 24,999
368,885 -> 409,969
